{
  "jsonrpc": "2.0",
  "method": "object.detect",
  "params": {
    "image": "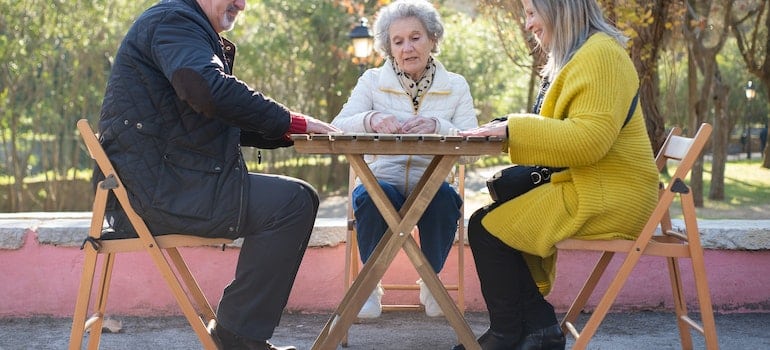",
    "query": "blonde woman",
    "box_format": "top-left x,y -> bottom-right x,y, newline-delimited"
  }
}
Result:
454,0 -> 658,349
